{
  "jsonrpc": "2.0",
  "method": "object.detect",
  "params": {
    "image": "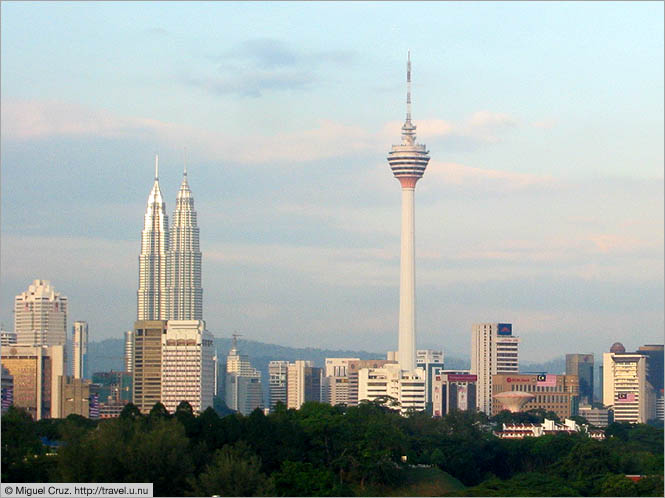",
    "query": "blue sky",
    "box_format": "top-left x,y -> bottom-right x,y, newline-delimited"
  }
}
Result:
1,2 -> 663,361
